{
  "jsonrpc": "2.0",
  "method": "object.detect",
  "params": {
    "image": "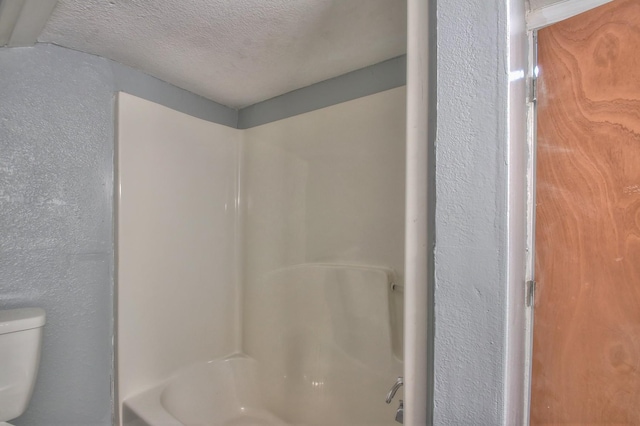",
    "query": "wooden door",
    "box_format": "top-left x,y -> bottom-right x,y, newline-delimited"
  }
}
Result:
531,1 -> 640,424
